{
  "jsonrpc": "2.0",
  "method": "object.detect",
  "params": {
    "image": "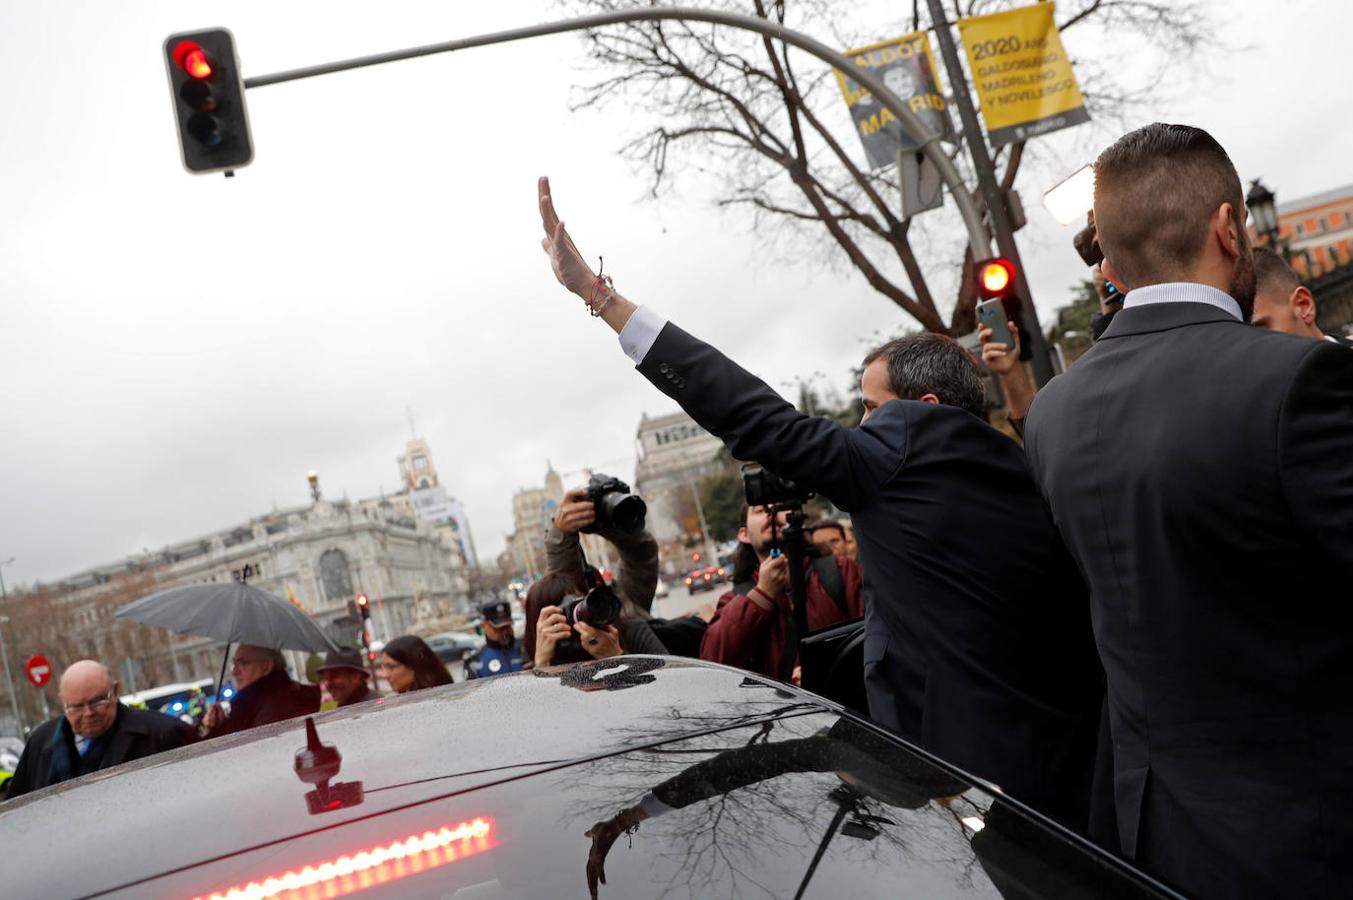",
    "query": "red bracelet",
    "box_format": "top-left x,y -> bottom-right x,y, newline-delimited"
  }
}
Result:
587,256 -> 615,317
